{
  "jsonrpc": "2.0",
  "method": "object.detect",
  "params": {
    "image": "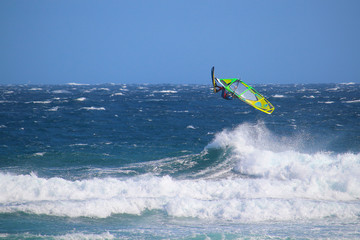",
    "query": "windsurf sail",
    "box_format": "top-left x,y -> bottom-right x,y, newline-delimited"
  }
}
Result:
211,67 -> 275,114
